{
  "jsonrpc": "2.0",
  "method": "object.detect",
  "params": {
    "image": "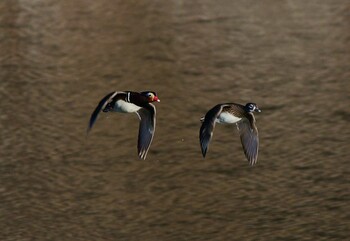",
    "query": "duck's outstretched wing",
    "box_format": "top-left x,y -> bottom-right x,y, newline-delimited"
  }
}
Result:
87,91 -> 120,134
136,104 -> 156,160
236,114 -> 259,165
199,104 -> 230,157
